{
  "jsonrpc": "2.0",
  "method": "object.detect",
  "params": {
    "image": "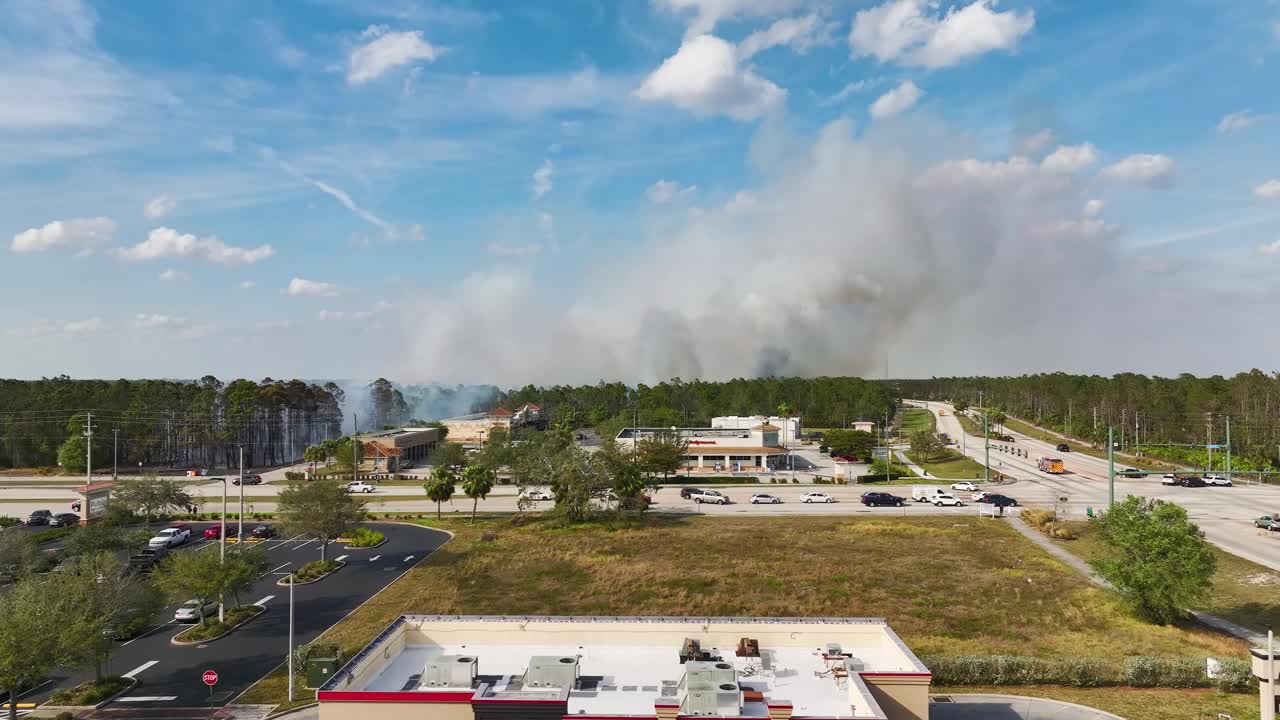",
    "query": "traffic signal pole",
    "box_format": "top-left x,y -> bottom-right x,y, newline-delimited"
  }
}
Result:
983,411 -> 990,485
